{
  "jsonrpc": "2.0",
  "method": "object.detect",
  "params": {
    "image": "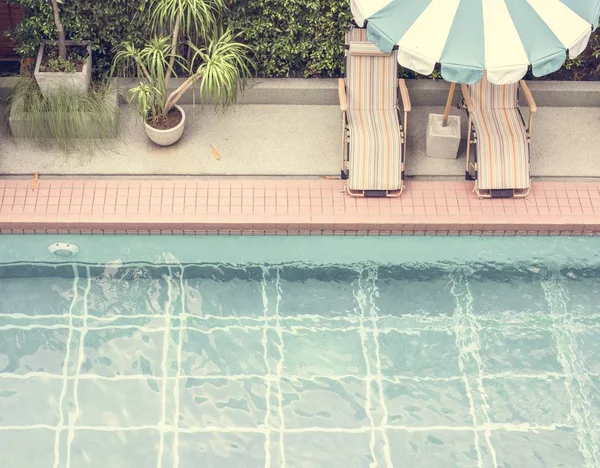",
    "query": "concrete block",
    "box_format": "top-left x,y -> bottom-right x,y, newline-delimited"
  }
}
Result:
426,114 -> 461,159
34,41 -> 92,98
